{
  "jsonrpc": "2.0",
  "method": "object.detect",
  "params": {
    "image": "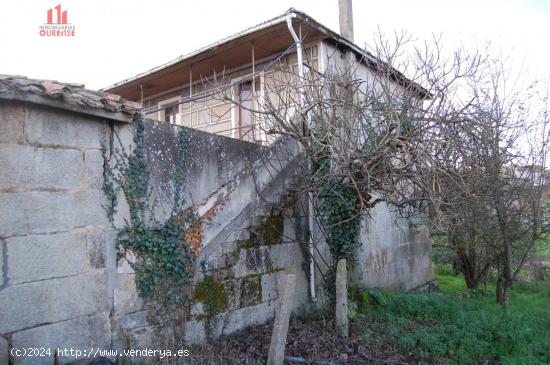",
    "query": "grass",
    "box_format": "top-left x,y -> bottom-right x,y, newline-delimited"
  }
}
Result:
354,274 -> 550,365
534,232 -> 550,260
535,245 -> 550,260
